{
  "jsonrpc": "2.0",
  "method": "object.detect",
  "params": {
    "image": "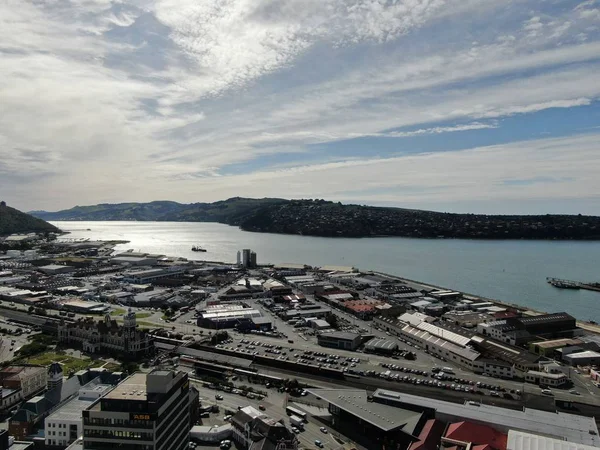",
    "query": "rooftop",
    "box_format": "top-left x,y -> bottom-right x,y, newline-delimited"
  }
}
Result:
104,372 -> 147,401
46,396 -> 99,422
308,388 -> 422,434
318,331 -> 361,341
373,389 -> 600,446
507,430 -> 599,450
